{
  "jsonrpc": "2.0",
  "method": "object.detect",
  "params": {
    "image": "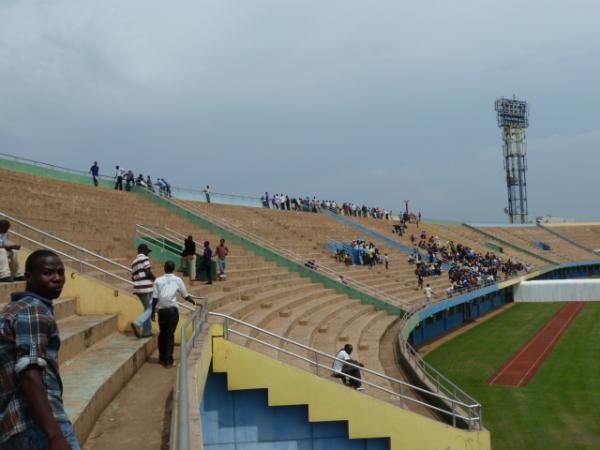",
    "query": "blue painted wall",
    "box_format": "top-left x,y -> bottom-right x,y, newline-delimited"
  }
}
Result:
201,370 -> 389,450
408,261 -> 600,347
410,287 -> 510,346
